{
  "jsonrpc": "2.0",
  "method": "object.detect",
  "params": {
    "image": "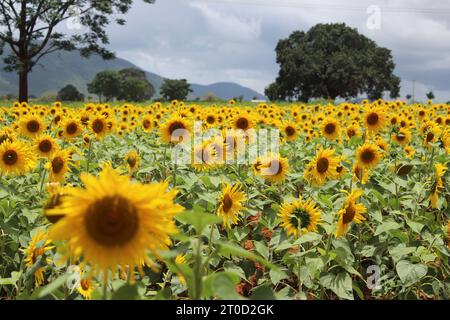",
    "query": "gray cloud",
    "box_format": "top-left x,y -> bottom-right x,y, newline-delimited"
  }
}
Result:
99,0 -> 450,101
